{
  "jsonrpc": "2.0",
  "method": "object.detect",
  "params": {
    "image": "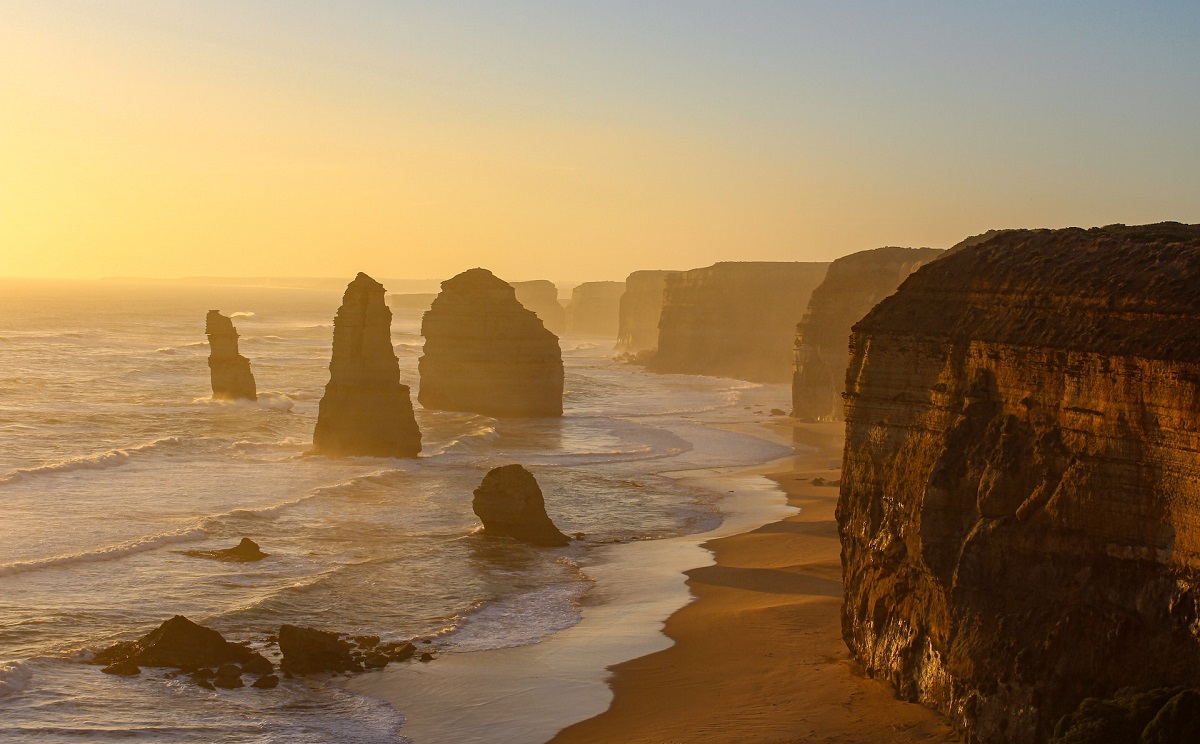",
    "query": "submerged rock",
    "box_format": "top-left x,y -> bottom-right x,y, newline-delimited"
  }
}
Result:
278,624 -> 361,675
419,268 -> 563,418
312,273 -> 422,457
838,223 -> 1200,742
101,660 -> 141,676
92,615 -> 264,671
472,464 -> 569,547
205,310 -> 257,401
182,537 -> 268,562
251,674 -> 279,689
